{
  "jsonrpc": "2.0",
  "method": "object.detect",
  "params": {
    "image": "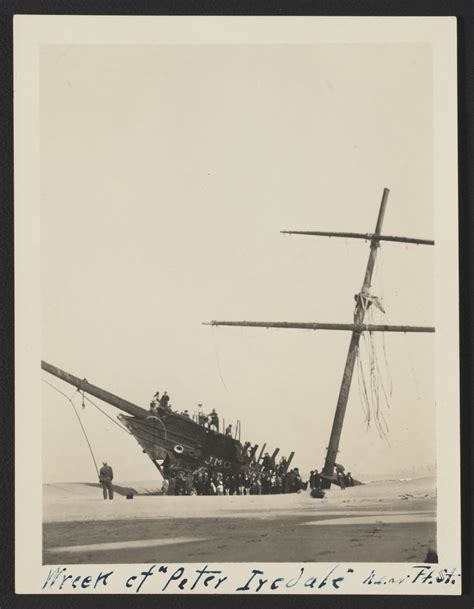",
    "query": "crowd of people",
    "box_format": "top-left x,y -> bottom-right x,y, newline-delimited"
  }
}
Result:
309,466 -> 354,491
162,465 -> 307,496
98,460 -> 354,499
149,390 -> 354,496
162,453 -> 308,496
149,393 -> 222,432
